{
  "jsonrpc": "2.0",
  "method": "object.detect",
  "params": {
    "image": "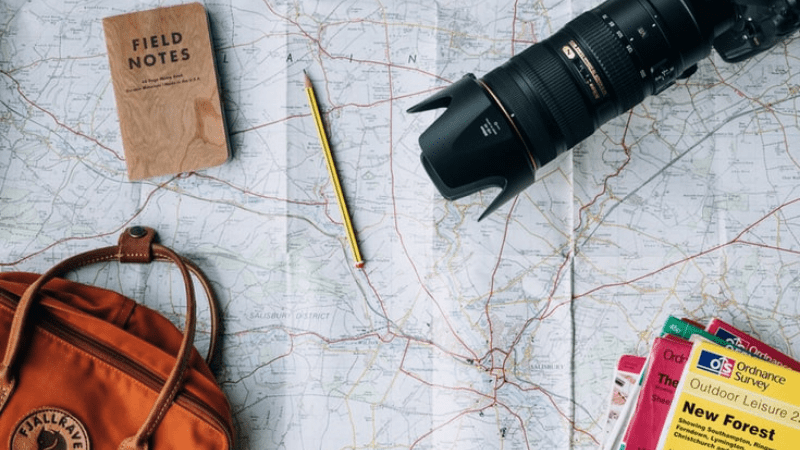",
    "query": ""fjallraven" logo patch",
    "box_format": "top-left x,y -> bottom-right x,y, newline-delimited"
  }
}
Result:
10,407 -> 90,450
